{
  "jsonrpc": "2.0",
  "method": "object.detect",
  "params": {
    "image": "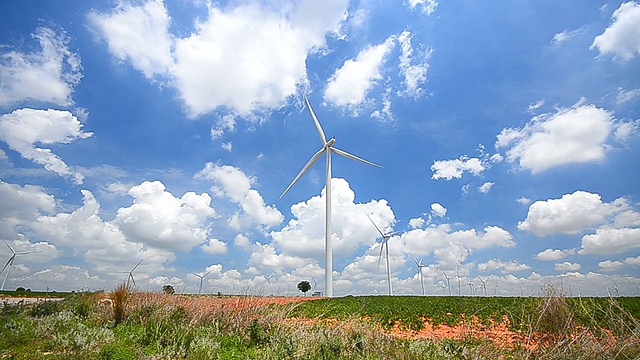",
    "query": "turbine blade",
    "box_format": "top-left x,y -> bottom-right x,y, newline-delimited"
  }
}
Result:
132,259 -> 143,271
0,256 -> 14,275
305,96 -> 327,145
3,240 -> 15,255
280,147 -> 326,198
412,255 -> 419,266
365,213 -> 385,237
331,147 -> 382,168
377,241 -> 385,268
